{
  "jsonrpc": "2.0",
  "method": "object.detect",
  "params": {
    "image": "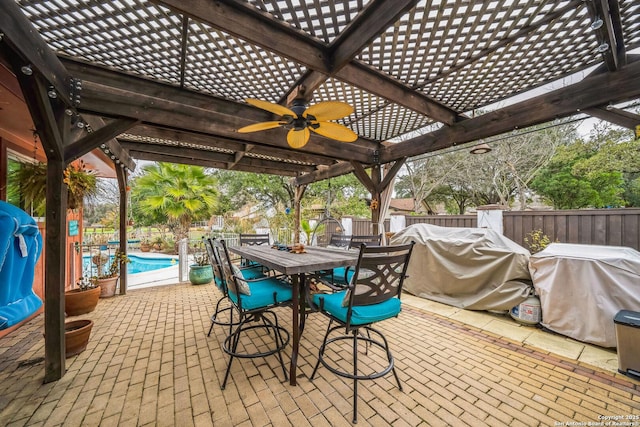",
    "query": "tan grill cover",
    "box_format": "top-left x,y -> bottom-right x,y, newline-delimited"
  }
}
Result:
530,243 -> 640,348
390,224 -> 532,311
